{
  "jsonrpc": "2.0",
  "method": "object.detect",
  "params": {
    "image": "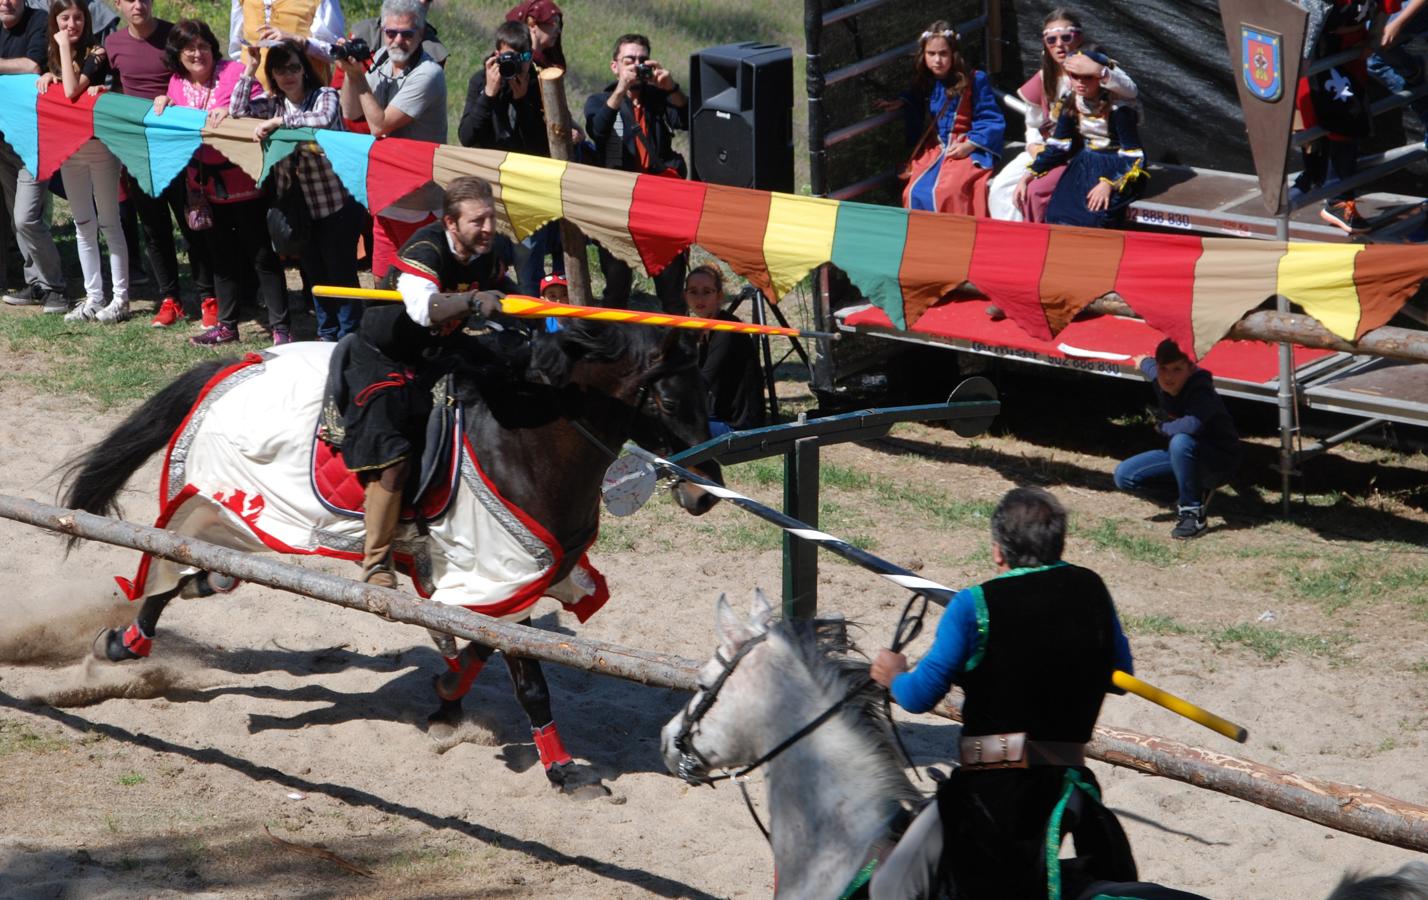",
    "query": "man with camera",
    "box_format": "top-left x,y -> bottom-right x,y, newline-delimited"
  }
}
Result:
584,33 -> 689,313
459,20 -> 566,296
337,0 -> 446,282
346,0 -> 447,68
